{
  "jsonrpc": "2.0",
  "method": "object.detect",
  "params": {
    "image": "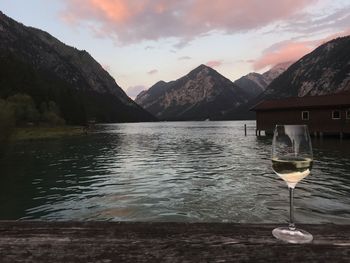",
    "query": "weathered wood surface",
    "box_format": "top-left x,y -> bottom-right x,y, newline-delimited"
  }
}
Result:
0,221 -> 349,262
